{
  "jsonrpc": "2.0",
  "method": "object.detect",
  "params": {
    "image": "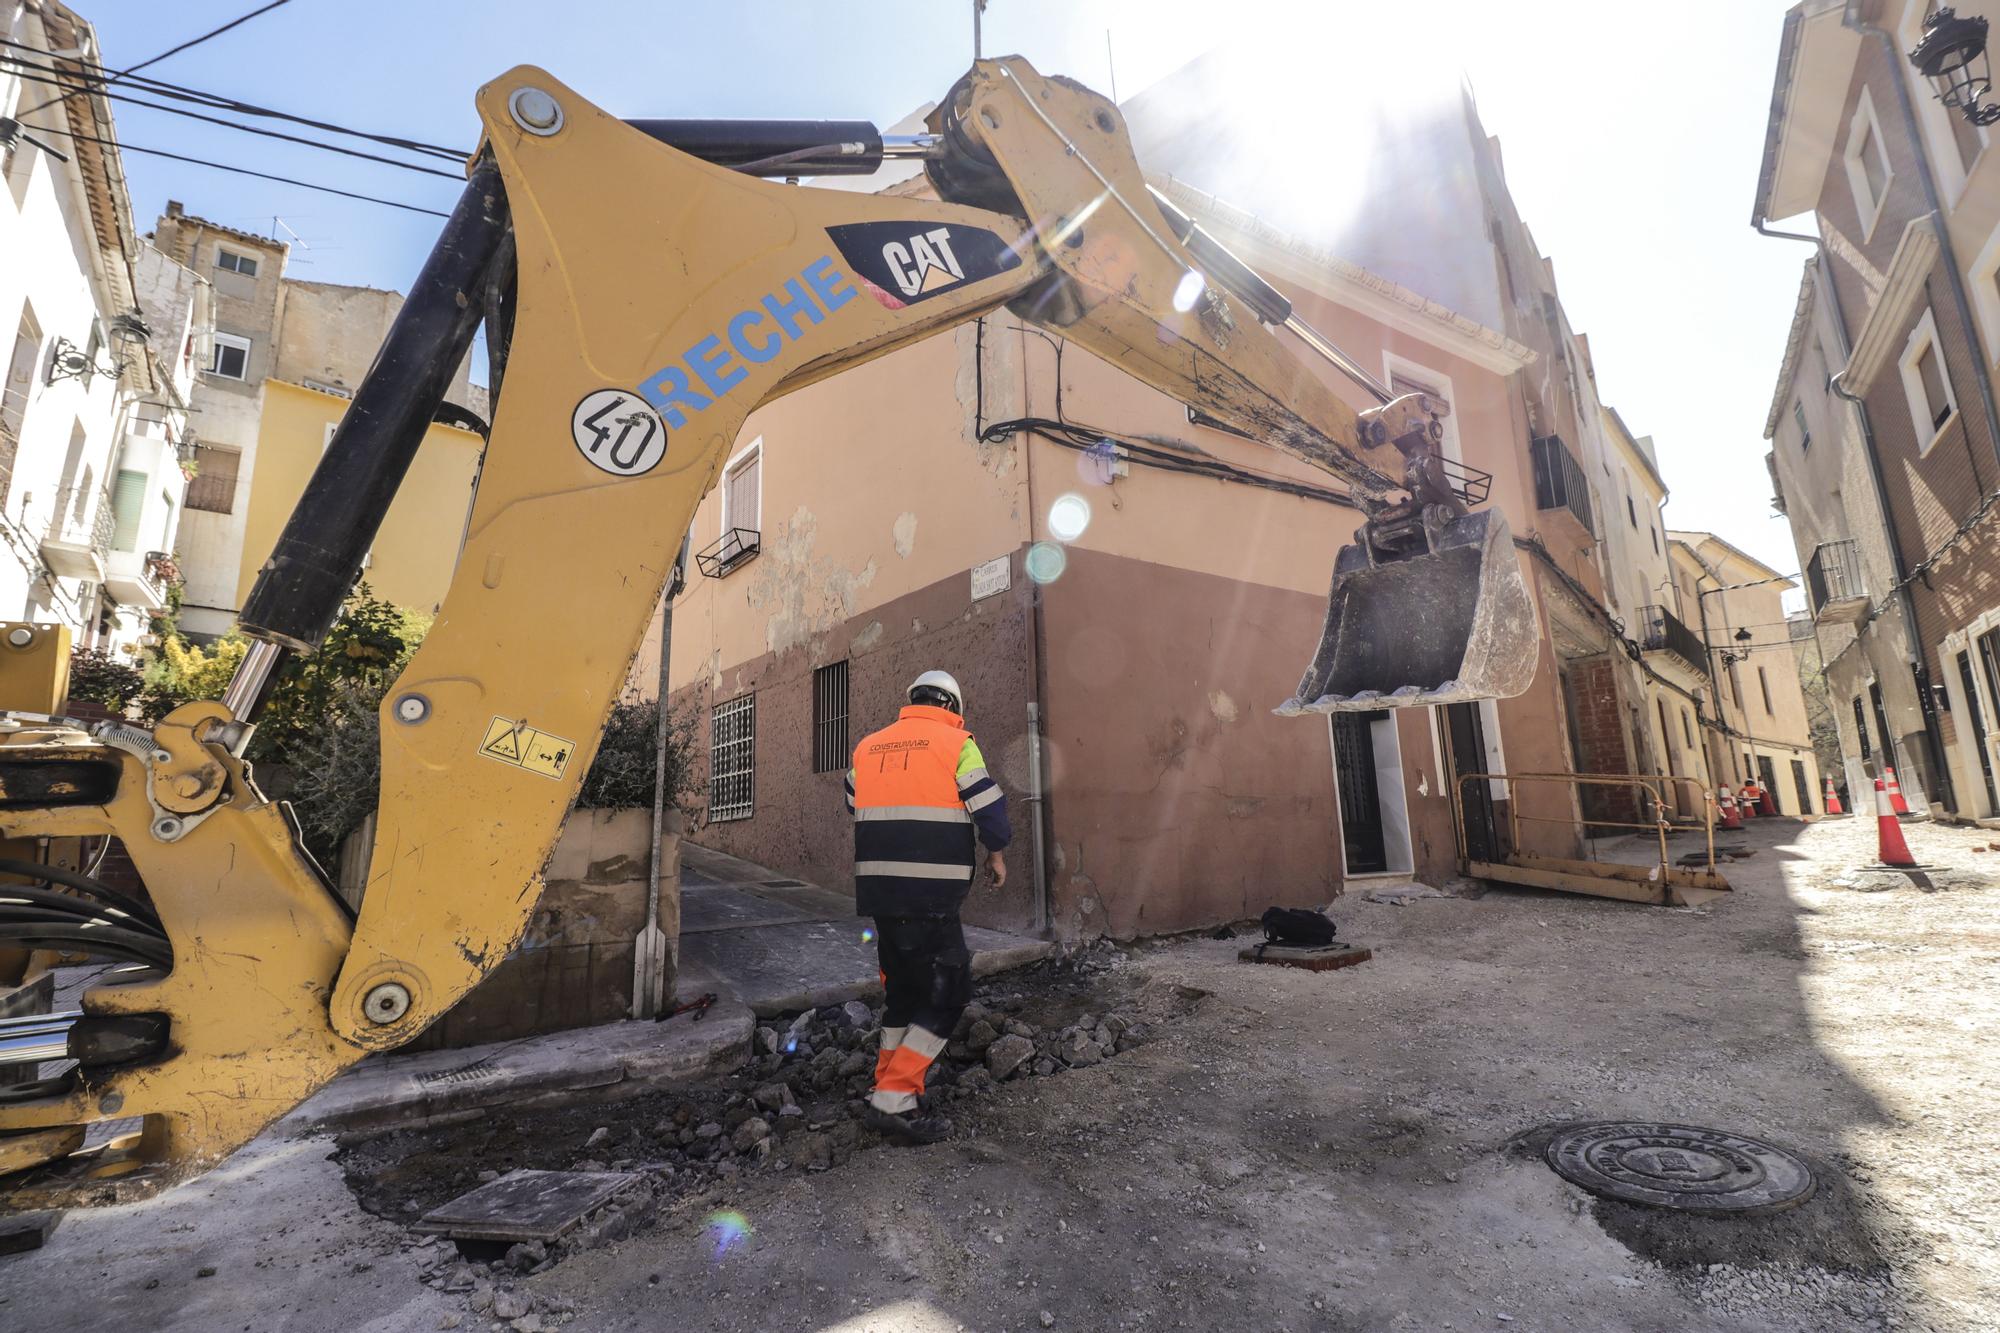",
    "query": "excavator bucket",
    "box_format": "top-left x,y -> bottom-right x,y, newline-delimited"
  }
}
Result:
1277,508 -> 1539,715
